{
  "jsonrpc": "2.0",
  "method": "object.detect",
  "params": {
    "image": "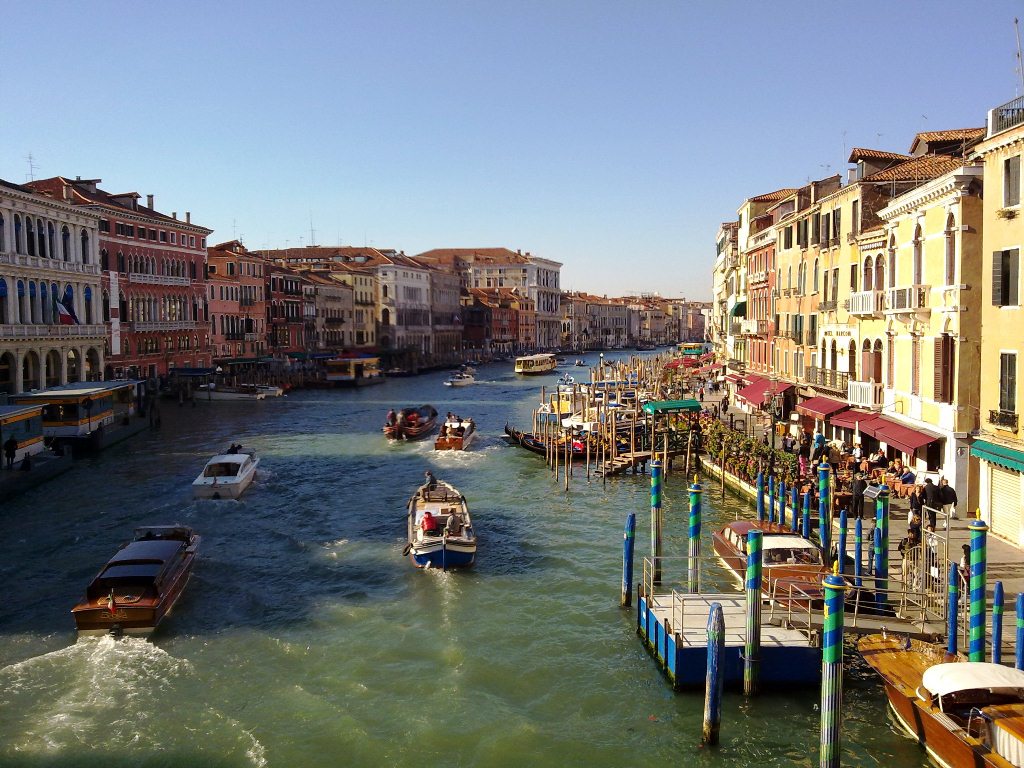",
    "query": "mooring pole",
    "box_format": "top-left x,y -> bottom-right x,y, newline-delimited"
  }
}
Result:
947,562 -> 960,656
873,526 -> 886,614
651,459 -> 663,586
837,509 -> 847,575
969,512 -> 989,662
802,490 -> 811,539
768,474 -> 776,525
744,529 -> 763,697
875,486 -> 890,607
756,470 -> 765,521
778,479 -> 786,528
702,601 -> 725,746
819,567 -> 847,768
688,478 -> 702,594
818,463 -> 831,560
994,581 -> 1005,665
854,517 -> 863,588
621,512 -> 636,608
1016,593 -> 1024,670
790,485 -> 799,532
